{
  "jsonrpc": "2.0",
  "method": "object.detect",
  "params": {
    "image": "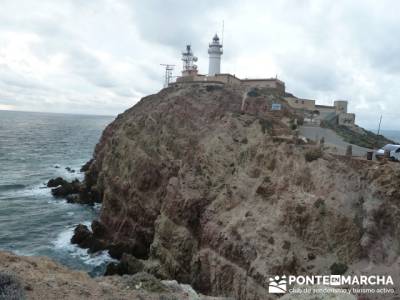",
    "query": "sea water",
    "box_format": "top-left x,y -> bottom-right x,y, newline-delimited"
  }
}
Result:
0,110 -> 115,275
381,130 -> 400,144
